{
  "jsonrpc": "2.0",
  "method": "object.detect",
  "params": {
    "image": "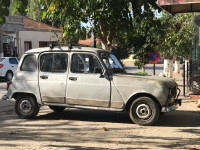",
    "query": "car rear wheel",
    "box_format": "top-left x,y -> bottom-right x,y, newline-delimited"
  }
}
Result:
129,97 -> 160,126
15,95 -> 40,119
5,71 -> 13,81
49,106 -> 66,112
